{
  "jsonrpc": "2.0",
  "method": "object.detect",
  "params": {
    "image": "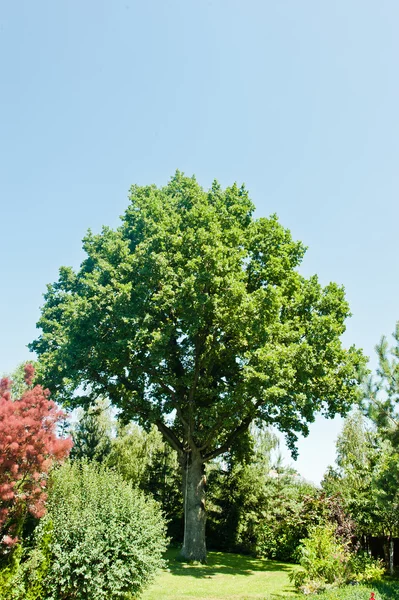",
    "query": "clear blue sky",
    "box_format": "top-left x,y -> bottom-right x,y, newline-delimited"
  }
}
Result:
1,0 -> 398,483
